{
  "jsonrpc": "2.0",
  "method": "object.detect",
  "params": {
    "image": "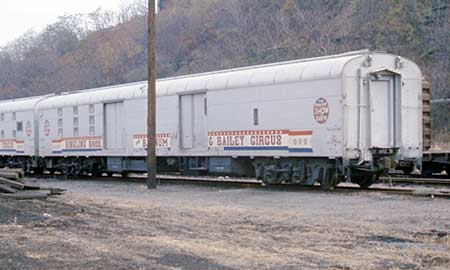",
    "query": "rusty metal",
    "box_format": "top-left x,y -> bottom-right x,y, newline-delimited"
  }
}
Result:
422,80 -> 432,151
